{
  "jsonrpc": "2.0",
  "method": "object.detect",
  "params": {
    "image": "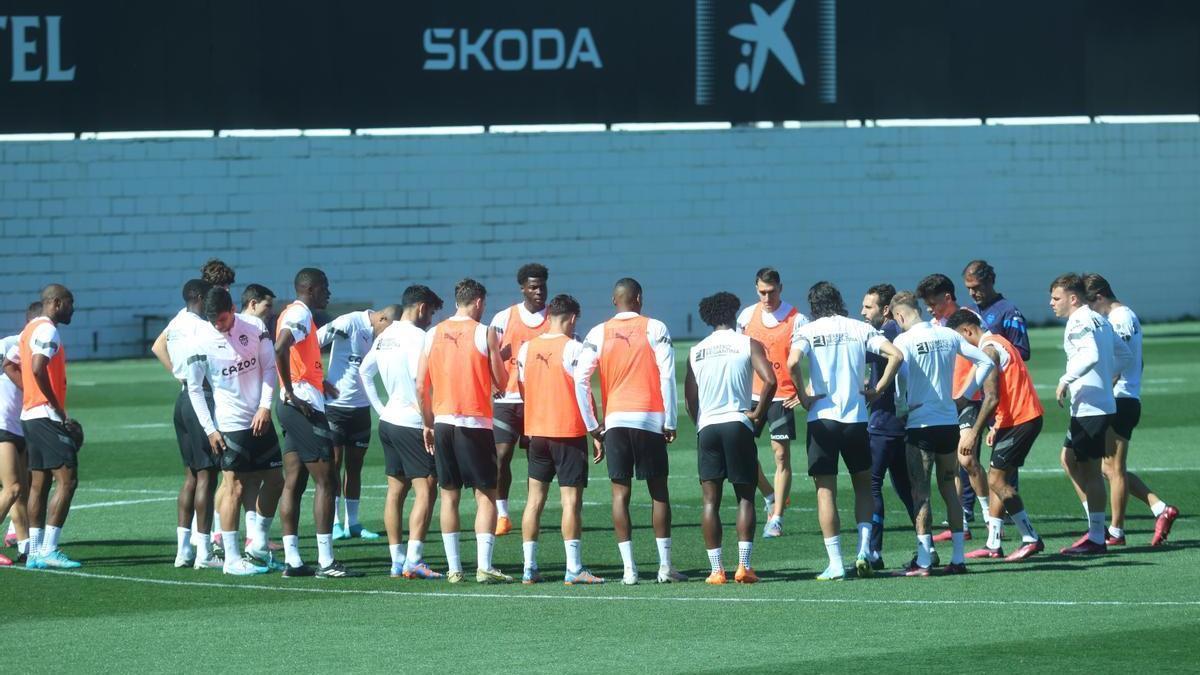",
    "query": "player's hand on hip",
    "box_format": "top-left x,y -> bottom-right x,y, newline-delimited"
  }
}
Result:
323,380 -> 340,400
207,431 -> 226,455
799,391 -> 826,410
781,395 -> 801,410
251,408 -> 271,436
285,390 -> 313,417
